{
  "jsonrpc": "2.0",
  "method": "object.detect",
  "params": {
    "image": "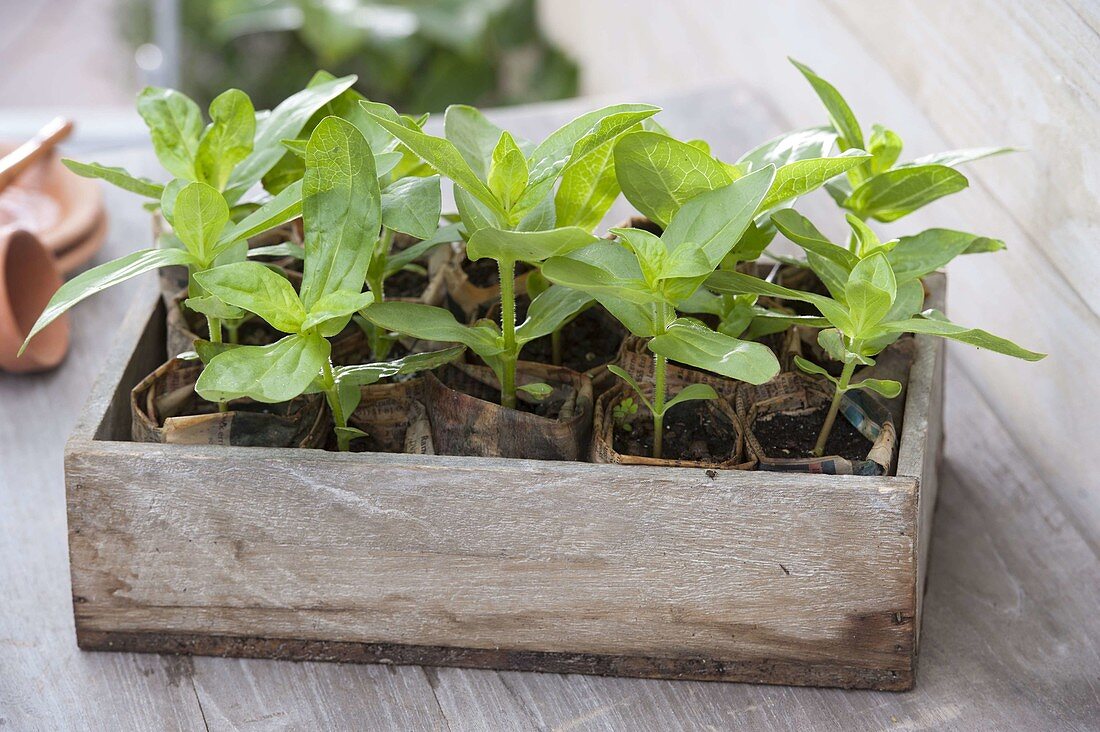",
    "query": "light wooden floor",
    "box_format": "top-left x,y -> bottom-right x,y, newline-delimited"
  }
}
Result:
1,89 -> 1097,731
